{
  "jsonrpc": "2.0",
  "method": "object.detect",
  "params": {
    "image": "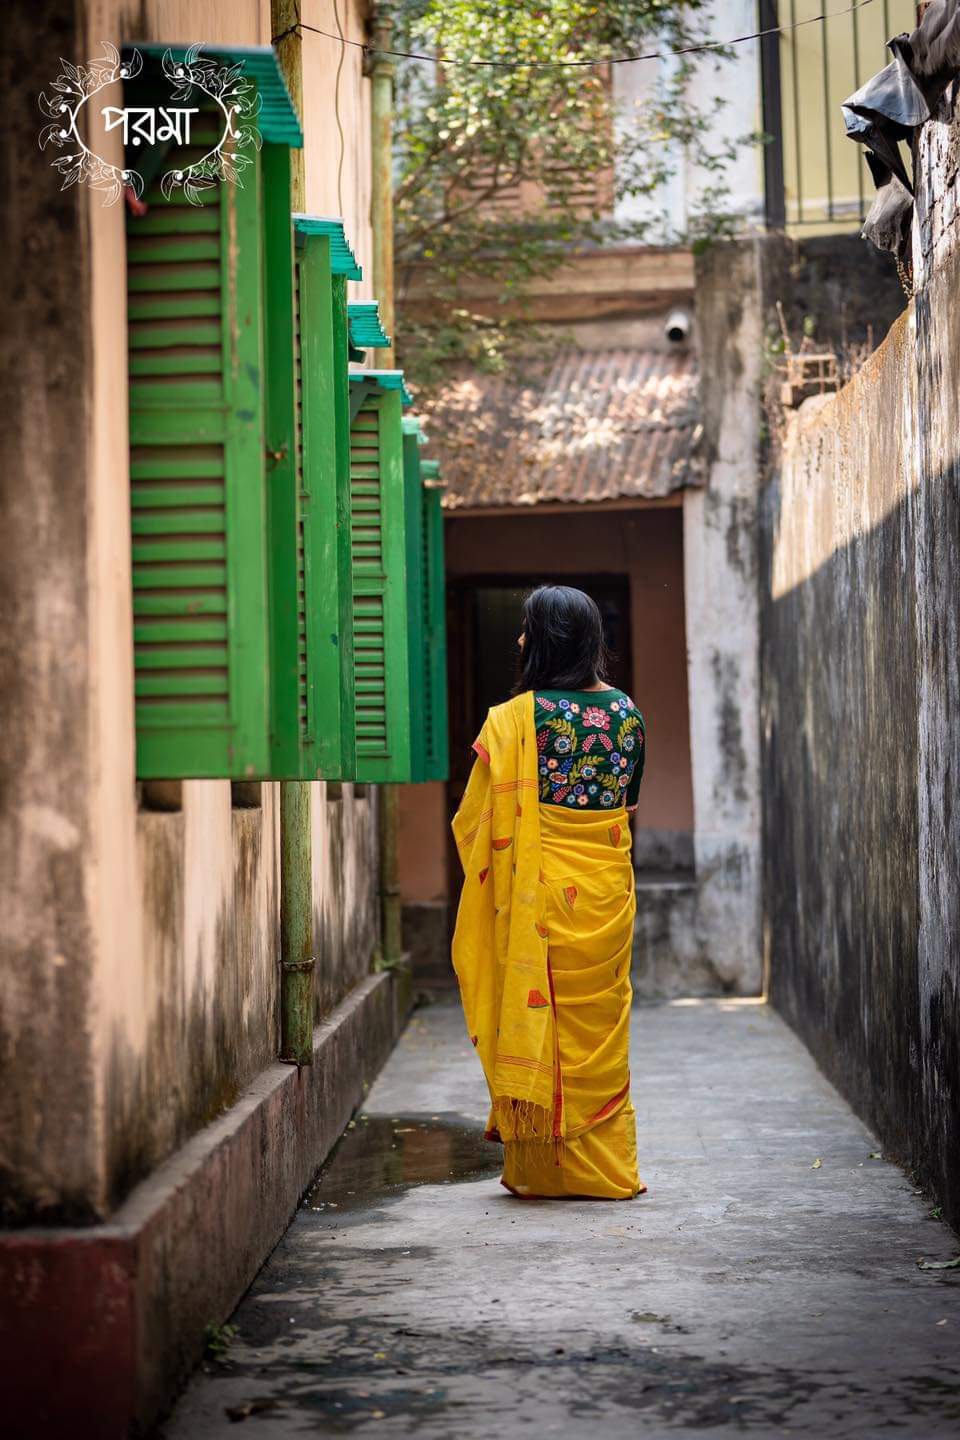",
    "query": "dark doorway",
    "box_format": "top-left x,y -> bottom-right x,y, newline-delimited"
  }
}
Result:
445,574 -> 633,891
